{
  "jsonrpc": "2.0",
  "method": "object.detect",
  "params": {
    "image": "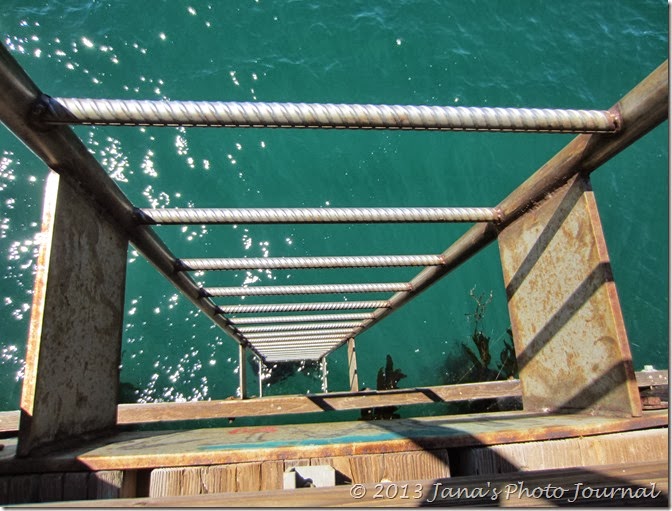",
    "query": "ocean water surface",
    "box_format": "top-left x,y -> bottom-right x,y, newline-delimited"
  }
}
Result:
0,1 -> 667,424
